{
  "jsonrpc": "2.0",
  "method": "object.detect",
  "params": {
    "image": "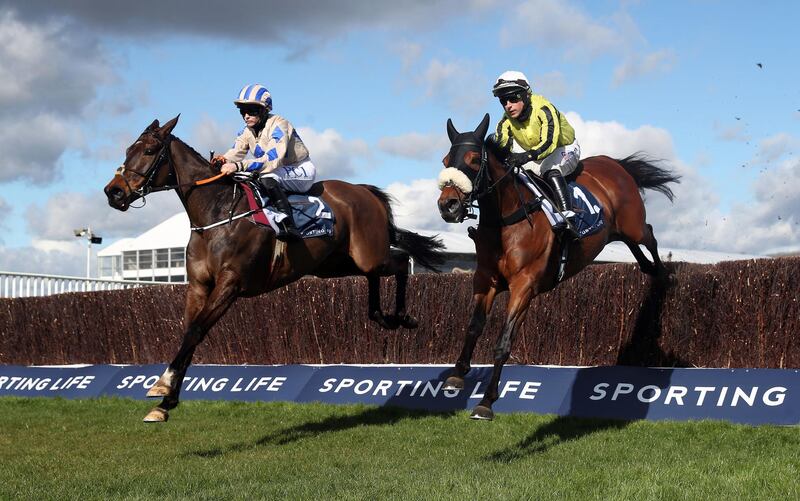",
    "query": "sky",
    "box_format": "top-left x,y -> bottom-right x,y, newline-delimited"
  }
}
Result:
0,0 -> 798,276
